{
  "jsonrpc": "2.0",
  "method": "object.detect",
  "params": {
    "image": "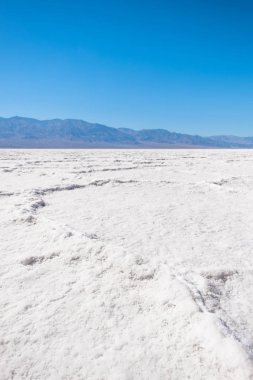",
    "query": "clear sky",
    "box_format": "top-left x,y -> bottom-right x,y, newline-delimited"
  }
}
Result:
0,0 -> 252,136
